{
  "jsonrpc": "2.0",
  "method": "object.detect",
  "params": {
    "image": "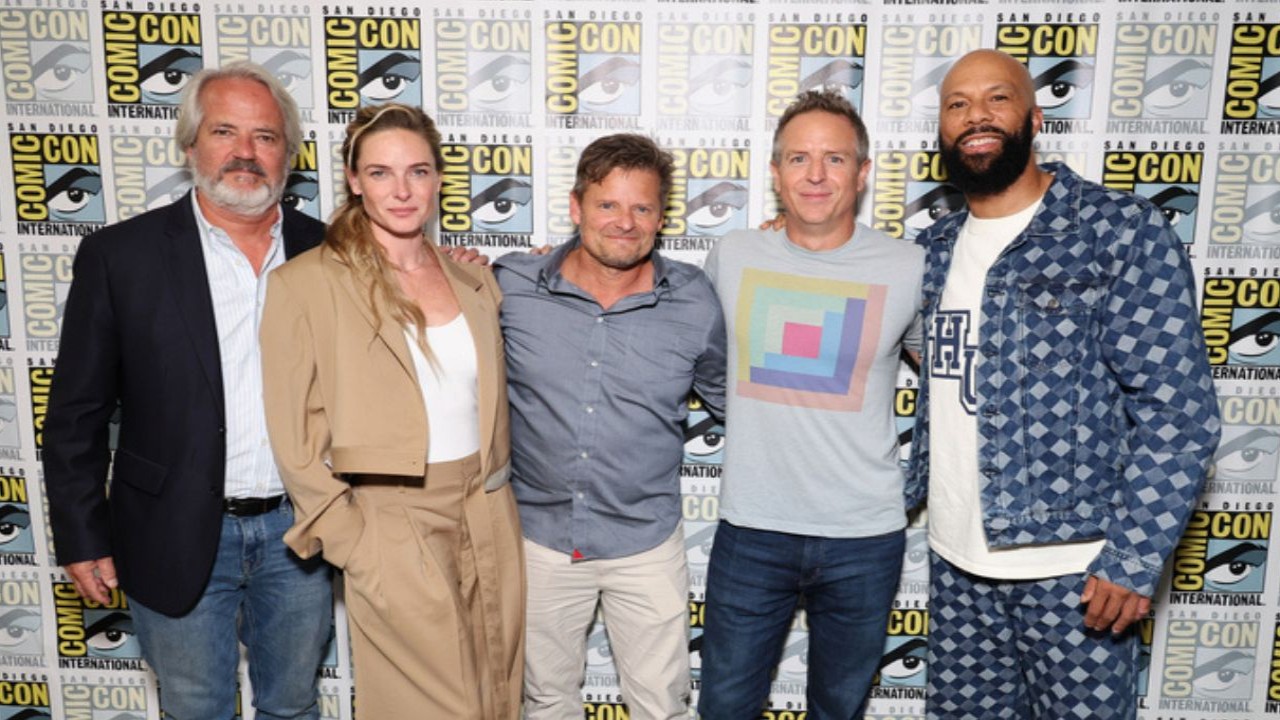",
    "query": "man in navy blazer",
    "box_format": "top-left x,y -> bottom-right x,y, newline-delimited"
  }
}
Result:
43,62 -> 332,719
